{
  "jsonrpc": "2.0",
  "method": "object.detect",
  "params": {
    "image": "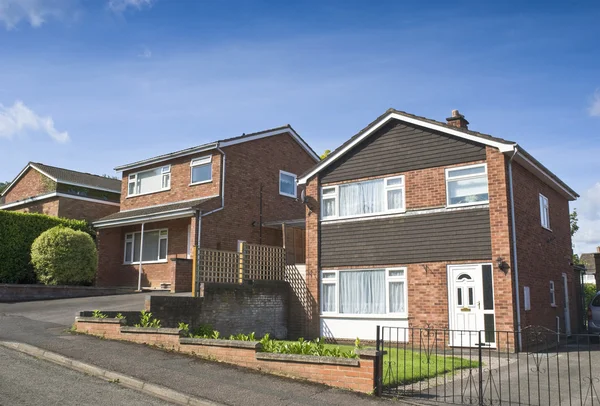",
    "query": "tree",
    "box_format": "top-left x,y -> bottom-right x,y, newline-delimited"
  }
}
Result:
0,181 -> 9,194
571,209 -> 582,265
31,226 -> 97,285
320,150 -> 331,160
